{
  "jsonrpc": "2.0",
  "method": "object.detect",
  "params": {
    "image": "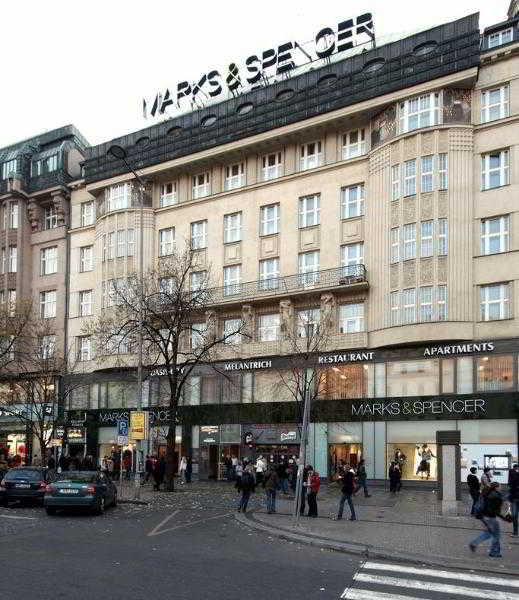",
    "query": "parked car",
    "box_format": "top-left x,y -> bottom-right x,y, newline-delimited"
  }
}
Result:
44,471 -> 117,515
0,467 -> 51,507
